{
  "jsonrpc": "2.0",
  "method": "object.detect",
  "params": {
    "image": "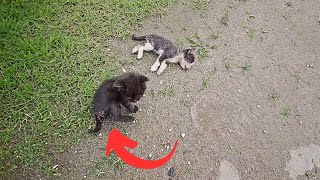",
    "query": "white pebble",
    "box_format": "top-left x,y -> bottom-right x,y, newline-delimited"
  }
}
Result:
181,133 -> 186,138
188,161 -> 191,165
160,149 -> 163,151
186,95 -> 190,98
257,105 -> 262,108
299,121 -> 302,124
139,108 -> 142,112
263,130 -> 267,133
148,154 -> 152,157
168,129 -> 172,132
52,165 -> 58,170
238,89 -> 242,92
